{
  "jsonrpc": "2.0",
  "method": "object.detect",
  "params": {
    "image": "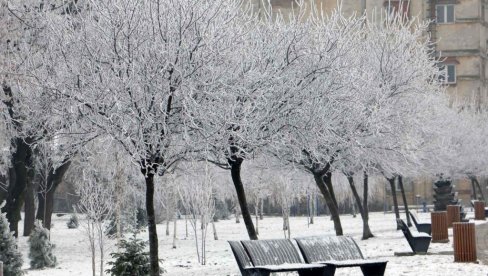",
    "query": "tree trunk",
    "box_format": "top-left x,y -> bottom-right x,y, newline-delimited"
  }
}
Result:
36,191 -> 45,221
310,194 -> 315,224
387,177 -> 400,229
185,214 -> 188,238
235,209 -> 240,223
172,218 -> 177,249
324,174 -> 339,211
255,202 -> 259,236
144,173 -> 160,276
346,175 -> 373,239
166,219 -> 170,236
362,172 -> 373,239
0,174 -> 7,203
397,175 -> 412,227
212,220 -> 218,240
313,172 -> 343,235
140,173 -> 159,276
259,198 -> 264,220
23,174 -> 36,236
229,158 -> 258,240
3,138 -> 32,237
36,161 -> 71,229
